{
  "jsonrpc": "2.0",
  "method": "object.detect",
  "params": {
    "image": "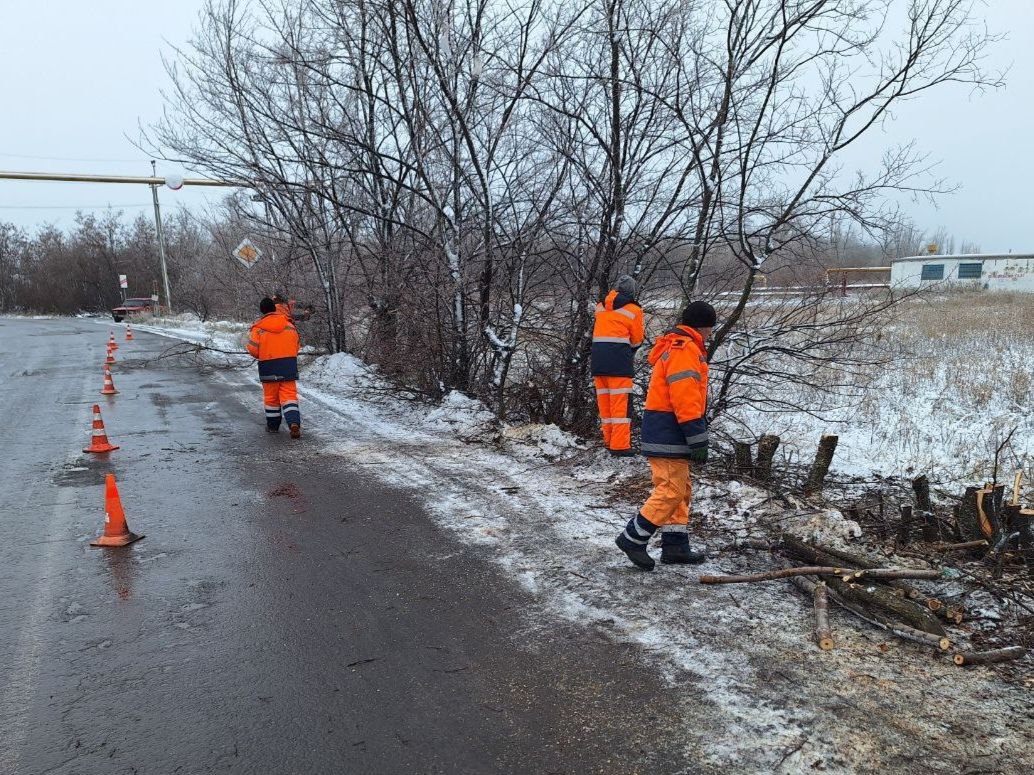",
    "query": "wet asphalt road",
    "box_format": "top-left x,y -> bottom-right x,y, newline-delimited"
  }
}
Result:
0,317 -> 685,775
